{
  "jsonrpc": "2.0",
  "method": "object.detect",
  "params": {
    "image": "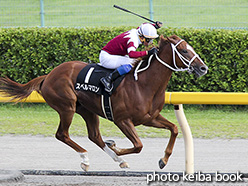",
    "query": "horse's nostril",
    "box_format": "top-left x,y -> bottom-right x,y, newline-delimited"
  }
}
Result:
200,66 -> 208,72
